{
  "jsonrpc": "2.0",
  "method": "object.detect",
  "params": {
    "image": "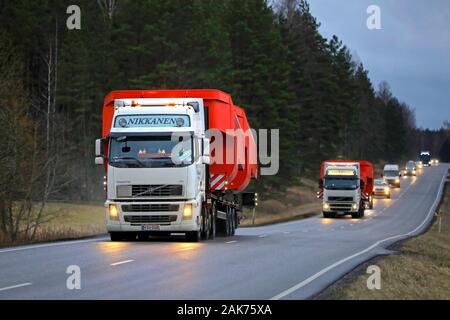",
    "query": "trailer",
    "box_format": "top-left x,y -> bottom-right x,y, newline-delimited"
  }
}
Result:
95,89 -> 258,241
